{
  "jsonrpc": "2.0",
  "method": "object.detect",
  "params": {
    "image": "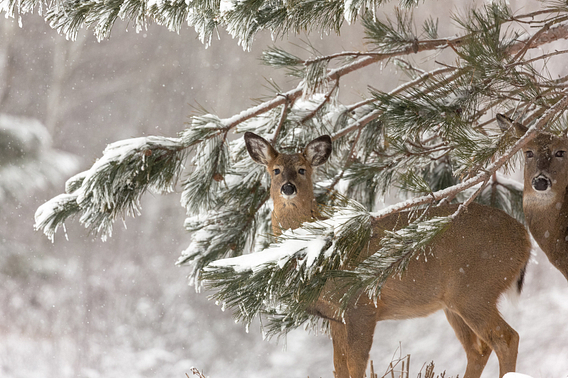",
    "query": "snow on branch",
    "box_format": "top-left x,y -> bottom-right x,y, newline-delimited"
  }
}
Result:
201,198 -> 372,331
34,135 -> 187,241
